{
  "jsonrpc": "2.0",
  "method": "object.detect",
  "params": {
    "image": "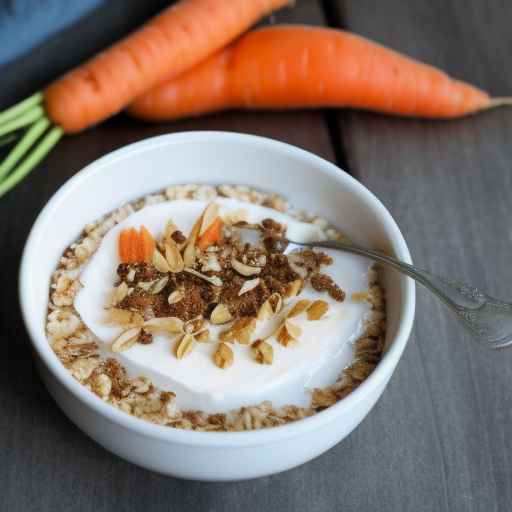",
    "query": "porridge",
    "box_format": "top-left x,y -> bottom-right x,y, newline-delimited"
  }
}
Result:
47,185 -> 386,431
